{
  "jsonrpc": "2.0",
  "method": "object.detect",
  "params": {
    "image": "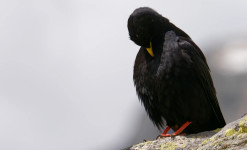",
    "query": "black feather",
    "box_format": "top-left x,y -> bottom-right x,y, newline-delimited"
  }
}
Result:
128,7 -> 226,133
